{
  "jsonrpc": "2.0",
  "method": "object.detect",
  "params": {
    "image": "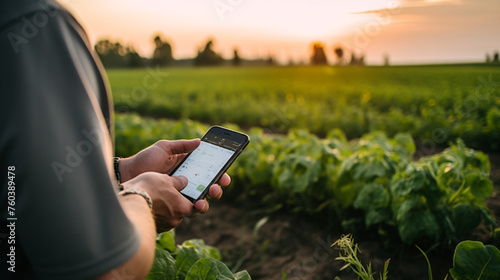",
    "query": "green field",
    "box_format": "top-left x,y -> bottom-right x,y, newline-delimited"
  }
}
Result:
109,65 -> 500,278
109,65 -> 500,152
115,113 -> 494,248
